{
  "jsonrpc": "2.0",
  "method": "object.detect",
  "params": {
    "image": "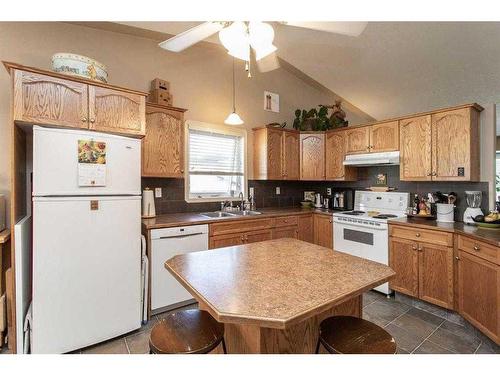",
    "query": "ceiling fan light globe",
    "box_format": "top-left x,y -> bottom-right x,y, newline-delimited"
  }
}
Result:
249,21 -> 275,46
254,44 -> 277,61
227,46 -> 250,61
219,21 -> 249,58
224,112 -> 244,125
